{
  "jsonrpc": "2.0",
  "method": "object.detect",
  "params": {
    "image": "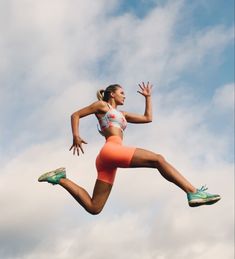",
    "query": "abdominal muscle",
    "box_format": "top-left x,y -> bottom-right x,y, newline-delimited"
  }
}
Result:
102,127 -> 124,140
